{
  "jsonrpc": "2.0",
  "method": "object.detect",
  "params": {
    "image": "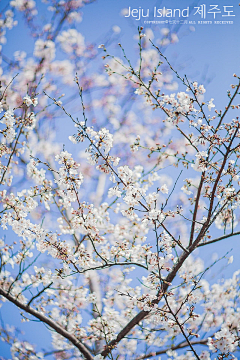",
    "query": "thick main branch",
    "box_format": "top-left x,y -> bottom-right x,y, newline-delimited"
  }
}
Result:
0,288 -> 93,360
